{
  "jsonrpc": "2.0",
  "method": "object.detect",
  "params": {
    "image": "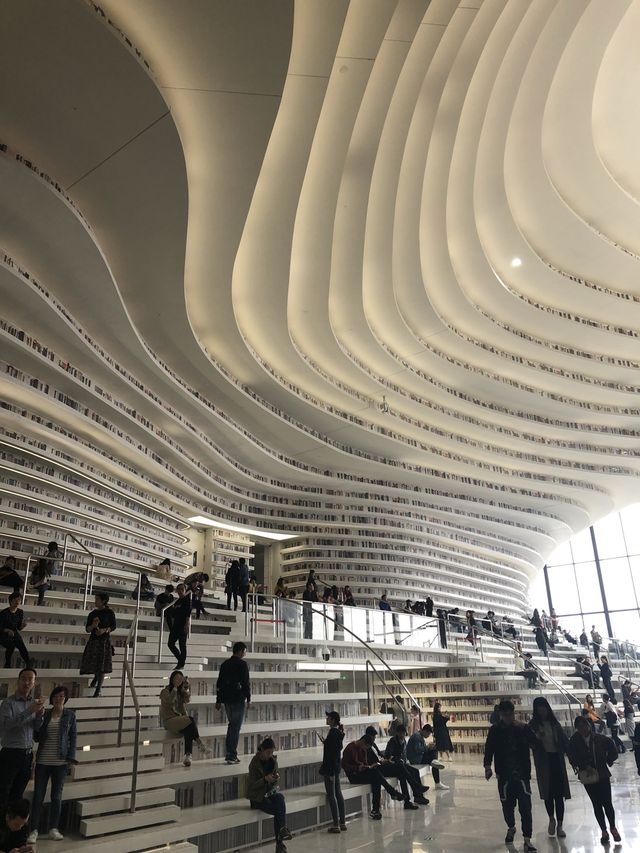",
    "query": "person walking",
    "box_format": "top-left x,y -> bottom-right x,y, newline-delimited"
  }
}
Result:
319,711 -> 346,833
465,610 -> 478,650
432,702 -> 454,759
159,671 -> 211,767
237,559 -> 250,612
0,591 -> 31,668
215,641 -> 250,765
341,732 -> 404,820
568,715 -> 621,844
154,584 -> 175,629
590,626 -> 602,660
621,680 -> 637,738
600,694 -> 625,753
167,583 -> 191,669
247,738 -> 292,852
225,561 -> 241,611
598,656 -> 616,702
406,723 -> 448,789
80,592 -> 116,697
0,667 -> 44,812
528,697 -> 571,838
26,685 -> 76,843
530,609 -> 548,657
483,699 -> 538,852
